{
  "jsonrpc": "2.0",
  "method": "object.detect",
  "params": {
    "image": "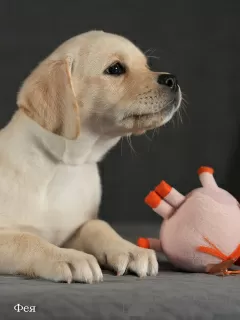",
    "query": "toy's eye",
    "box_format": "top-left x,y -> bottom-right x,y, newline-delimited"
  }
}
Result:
104,62 -> 126,76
